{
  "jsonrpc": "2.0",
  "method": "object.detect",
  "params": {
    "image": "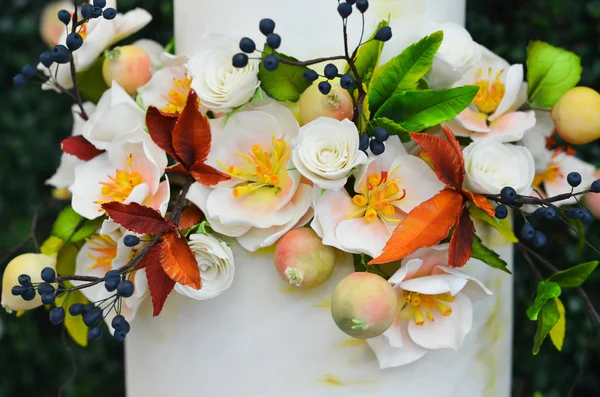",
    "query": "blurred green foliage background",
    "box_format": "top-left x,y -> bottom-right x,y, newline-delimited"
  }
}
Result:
0,0 -> 598,396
